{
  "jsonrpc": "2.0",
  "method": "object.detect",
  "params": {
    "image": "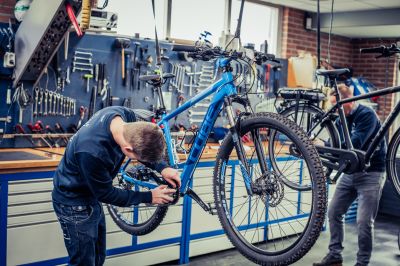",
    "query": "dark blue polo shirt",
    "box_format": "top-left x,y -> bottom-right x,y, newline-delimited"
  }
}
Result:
52,106 -> 167,207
